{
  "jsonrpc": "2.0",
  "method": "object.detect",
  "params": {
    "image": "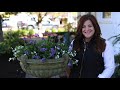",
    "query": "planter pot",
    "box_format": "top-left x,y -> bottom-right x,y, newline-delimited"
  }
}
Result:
18,54 -> 69,78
